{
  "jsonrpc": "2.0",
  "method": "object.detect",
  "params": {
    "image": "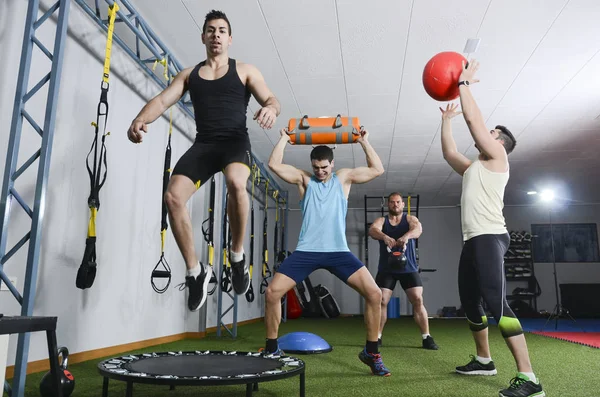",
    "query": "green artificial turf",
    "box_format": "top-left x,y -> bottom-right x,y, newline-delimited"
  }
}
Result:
17,317 -> 600,396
